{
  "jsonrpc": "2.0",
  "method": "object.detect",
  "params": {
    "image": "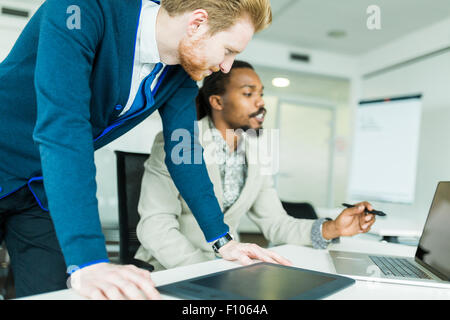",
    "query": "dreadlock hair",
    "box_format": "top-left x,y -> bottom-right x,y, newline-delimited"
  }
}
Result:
196,60 -> 254,120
